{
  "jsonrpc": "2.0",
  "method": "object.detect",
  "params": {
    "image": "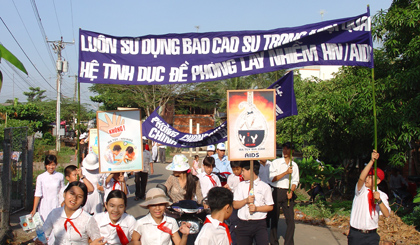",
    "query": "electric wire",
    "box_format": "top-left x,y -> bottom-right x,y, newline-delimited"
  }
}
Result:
11,0 -> 54,75
0,17 -> 56,91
